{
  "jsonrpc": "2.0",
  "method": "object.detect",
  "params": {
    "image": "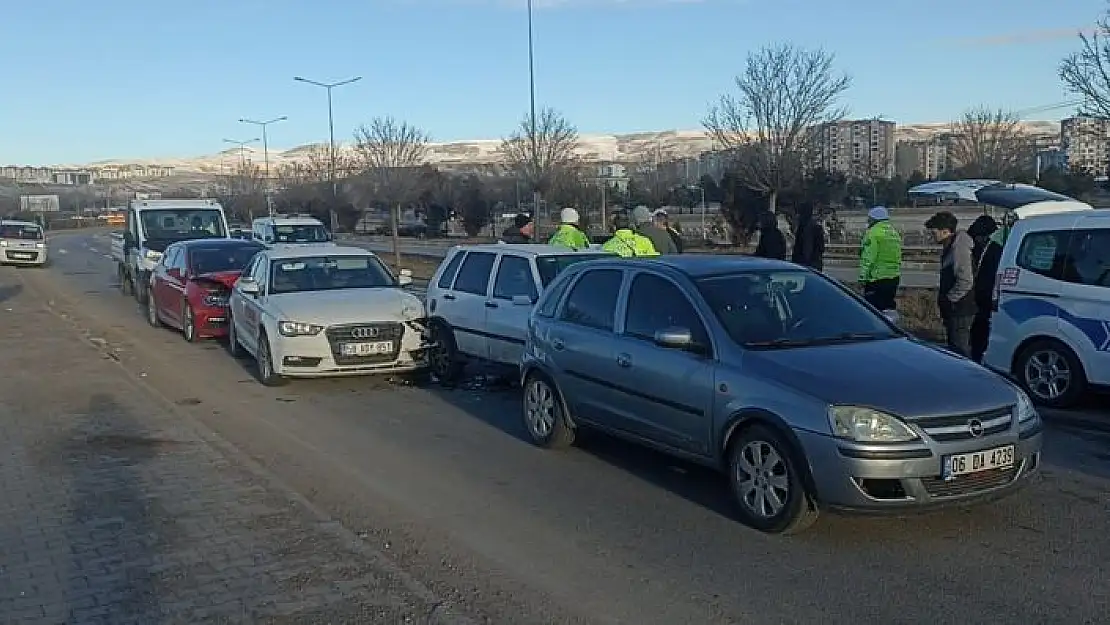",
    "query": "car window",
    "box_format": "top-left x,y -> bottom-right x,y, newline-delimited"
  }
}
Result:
696,270 -> 897,348
189,244 -> 263,274
560,269 -> 623,331
1016,230 -> 1069,279
453,252 -> 496,295
0,224 -> 43,240
535,254 -> 612,286
171,248 -> 186,270
493,255 -> 538,301
536,270 -> 574,318
624,273 -> 708,344
437,250 -> 466,288
1060,229 -> 1110,288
